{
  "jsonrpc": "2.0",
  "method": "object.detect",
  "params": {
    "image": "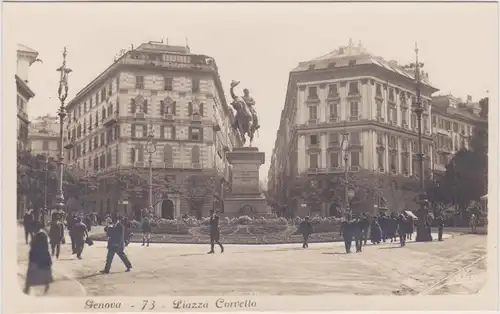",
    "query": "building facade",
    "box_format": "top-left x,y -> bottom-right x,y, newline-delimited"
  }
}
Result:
28,115 -> 61,158
431,94 -> 485,174
16,44 -> 39,151
64,41 -> 241,219
268,40 -> 440,217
